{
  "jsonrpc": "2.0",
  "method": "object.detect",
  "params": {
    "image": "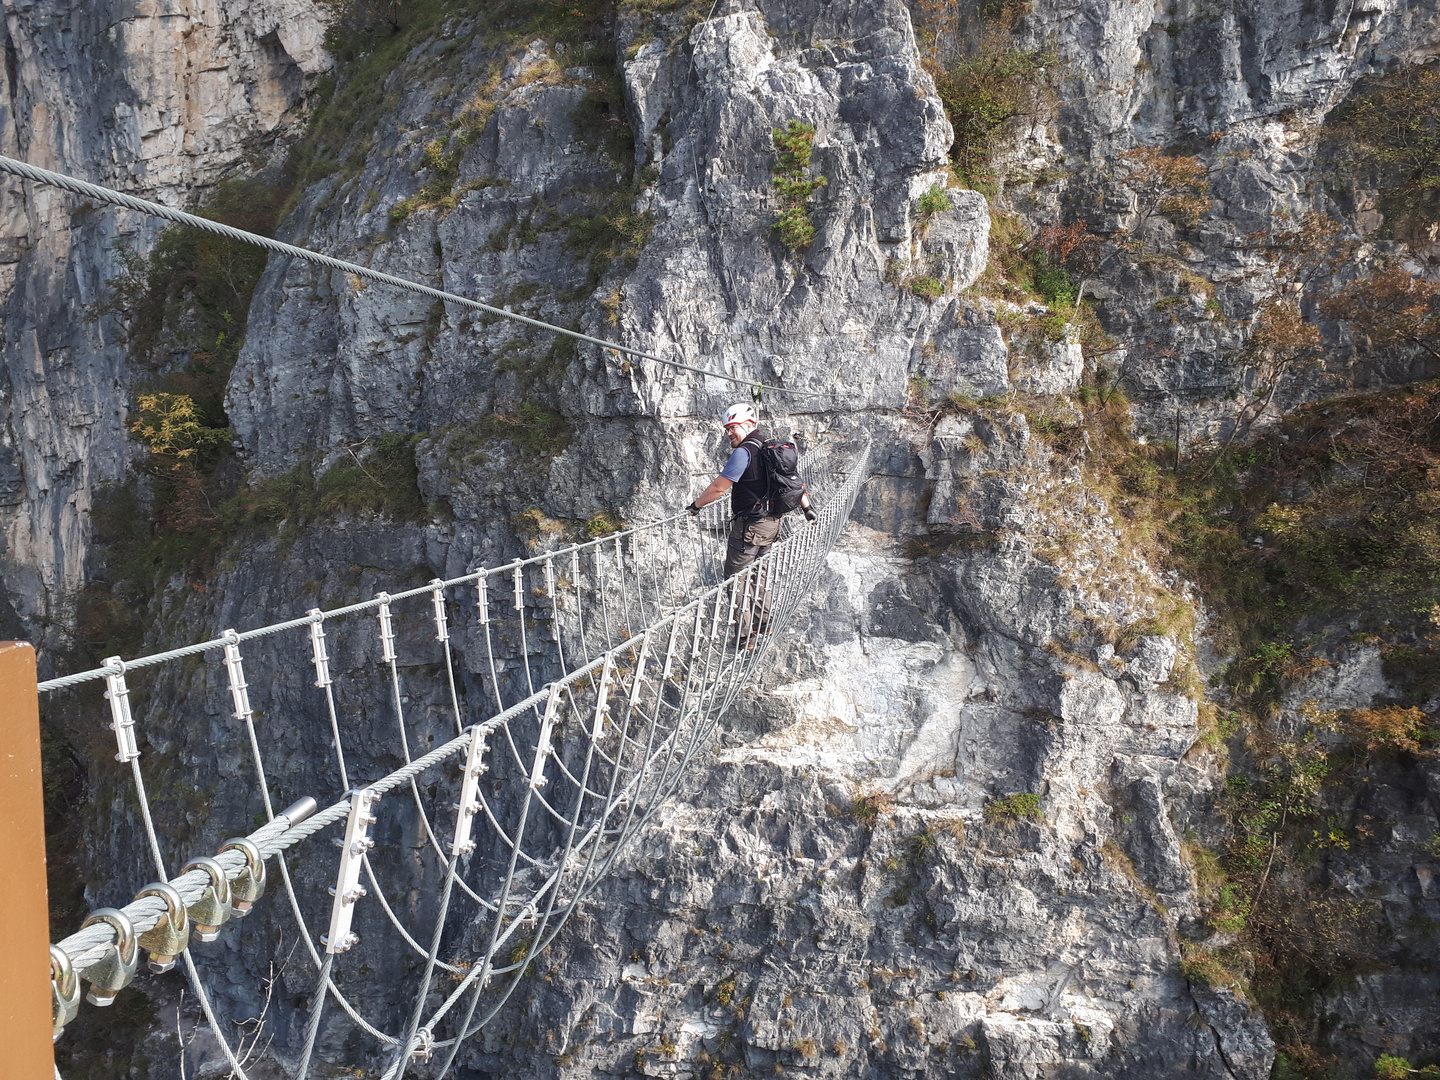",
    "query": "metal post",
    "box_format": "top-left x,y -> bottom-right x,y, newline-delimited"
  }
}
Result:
0,641 -> 56,1073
